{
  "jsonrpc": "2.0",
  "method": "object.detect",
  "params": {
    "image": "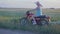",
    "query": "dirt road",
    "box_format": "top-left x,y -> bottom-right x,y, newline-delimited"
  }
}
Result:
0,29 -> 37,34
